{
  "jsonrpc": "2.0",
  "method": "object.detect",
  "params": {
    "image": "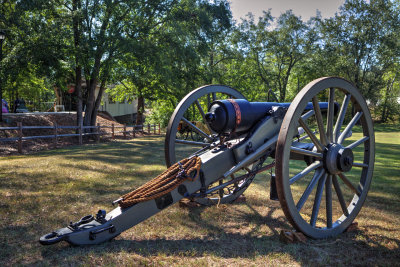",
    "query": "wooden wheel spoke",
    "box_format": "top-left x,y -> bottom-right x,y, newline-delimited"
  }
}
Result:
181,117 -> 212,141
231,174 -> 239,190
352,162 -> 368,168
326,175 -> 333,228
299,118 -> 325,151
296,169 -> 325,211
194,100 -> 213,133
295,110 -> 315,141
312,96 -> 328,146
346,136 -> 369,149
175,139 -> 210,147
290,146 -> 323,158
219,180 -> 224,198
207,94 -> 212,108
338,112 -> 363,144
289,161 -> 322,185
297,130 -> 318,142
332,175 -> 349,216
310,173 -> 327,227
334,94 -> 351,142
327,88 -> 335,143
338,172 -> 361,196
